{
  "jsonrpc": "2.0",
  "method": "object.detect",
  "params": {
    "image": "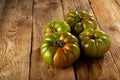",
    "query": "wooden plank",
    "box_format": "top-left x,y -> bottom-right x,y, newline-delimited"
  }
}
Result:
0,0 -> 6,21
61,0 -> 92,14
89,0 -> 120,72
30,0 -> 75,80
115,0 -> 120,6
62,0 -> 120,80
0,0 -> 33,80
